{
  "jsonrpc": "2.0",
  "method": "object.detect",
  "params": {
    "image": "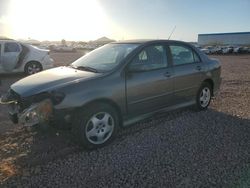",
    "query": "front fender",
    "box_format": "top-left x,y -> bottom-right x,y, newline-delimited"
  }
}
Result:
54,75 -> 126,114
